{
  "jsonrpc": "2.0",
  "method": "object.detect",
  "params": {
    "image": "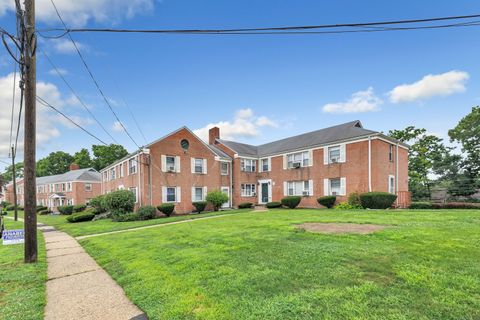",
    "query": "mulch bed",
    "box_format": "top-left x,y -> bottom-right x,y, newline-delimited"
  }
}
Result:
297,223 -> 386,234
